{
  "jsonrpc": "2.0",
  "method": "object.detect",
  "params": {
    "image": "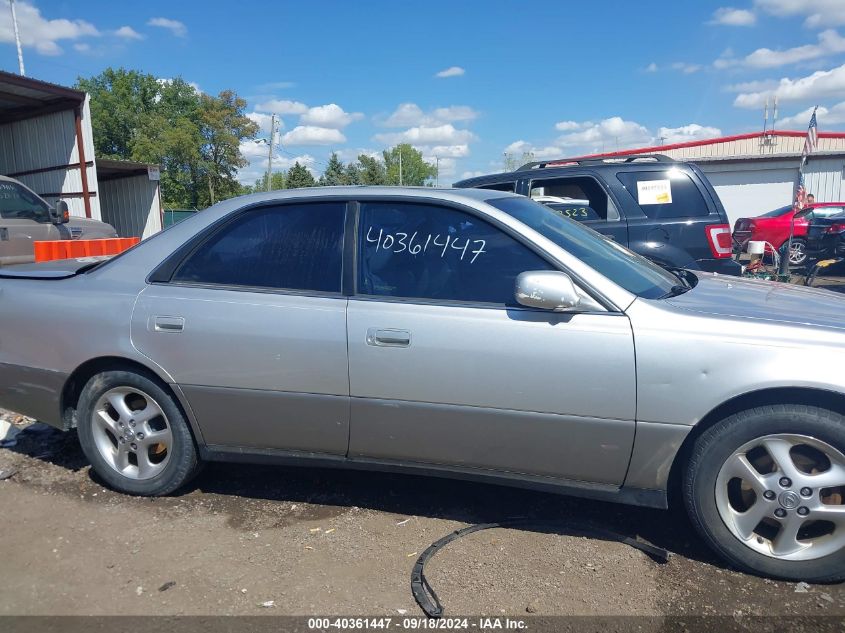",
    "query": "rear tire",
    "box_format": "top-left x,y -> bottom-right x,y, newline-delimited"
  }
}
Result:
785,238 -> 808,267
76,370 -> 200,496
684,405 -> 845,582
